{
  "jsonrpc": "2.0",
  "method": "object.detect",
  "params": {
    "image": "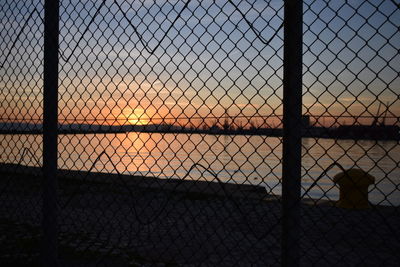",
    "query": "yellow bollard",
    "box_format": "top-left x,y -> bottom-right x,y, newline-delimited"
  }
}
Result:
333,169 -> 375,209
